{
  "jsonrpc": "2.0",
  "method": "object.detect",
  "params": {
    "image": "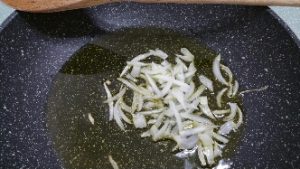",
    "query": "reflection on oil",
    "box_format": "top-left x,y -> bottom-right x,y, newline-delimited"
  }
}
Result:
47,28 -> 243,169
